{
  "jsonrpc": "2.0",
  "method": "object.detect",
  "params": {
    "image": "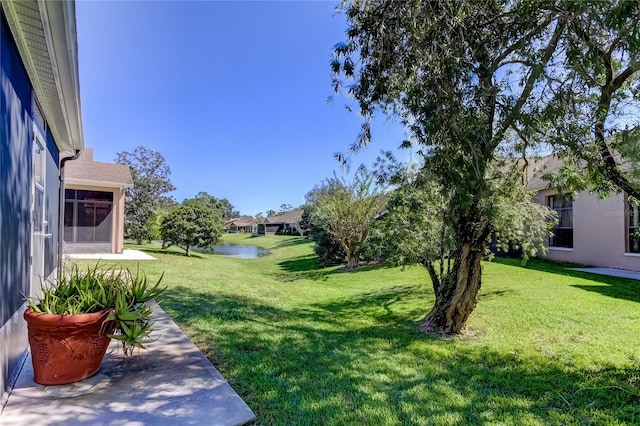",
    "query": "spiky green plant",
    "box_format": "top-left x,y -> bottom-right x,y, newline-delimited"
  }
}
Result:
26,263 -> 165,356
